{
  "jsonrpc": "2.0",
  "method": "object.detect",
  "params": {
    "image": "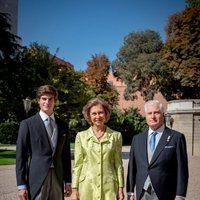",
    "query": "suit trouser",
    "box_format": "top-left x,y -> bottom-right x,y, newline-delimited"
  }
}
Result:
35,168 -> 63,200
140,185 -> 159,200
